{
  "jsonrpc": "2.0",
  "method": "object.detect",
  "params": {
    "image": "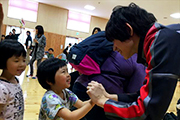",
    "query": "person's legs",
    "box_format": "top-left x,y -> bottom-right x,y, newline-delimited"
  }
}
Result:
28,56 -> 36,76
31,58 -> 42,79
37,59 -> 42,68
26,48 -> 31,65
